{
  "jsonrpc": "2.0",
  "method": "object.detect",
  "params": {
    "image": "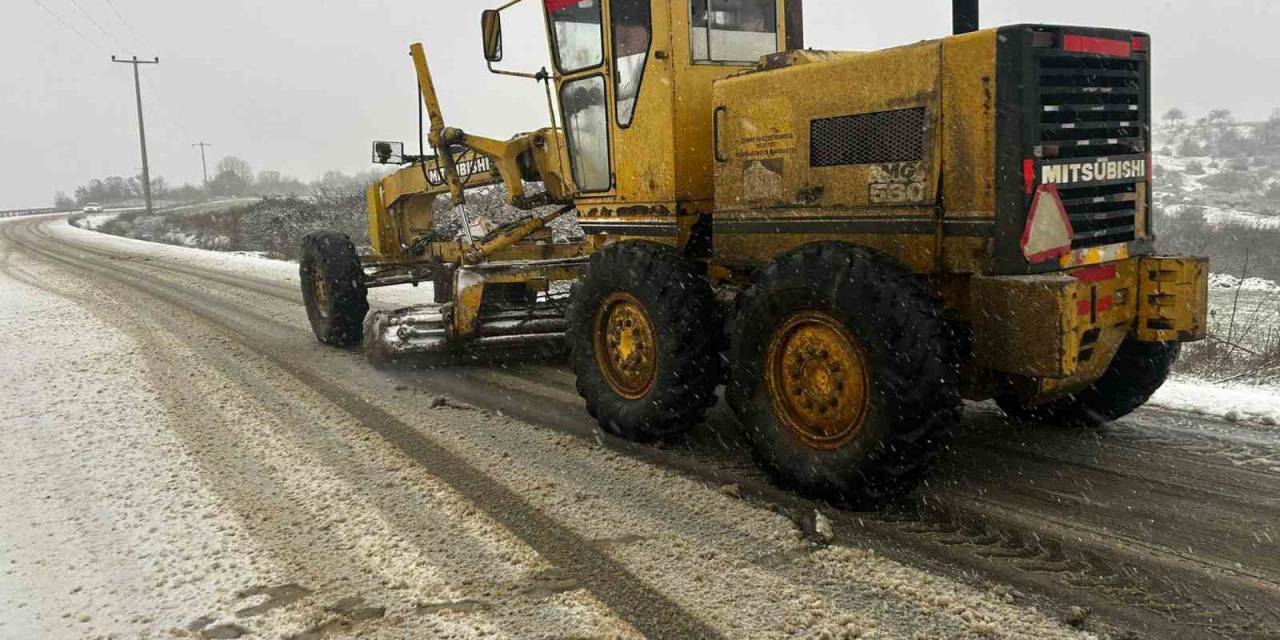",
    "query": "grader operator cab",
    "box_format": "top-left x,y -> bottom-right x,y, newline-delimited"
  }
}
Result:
300,0 -> 1209,504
